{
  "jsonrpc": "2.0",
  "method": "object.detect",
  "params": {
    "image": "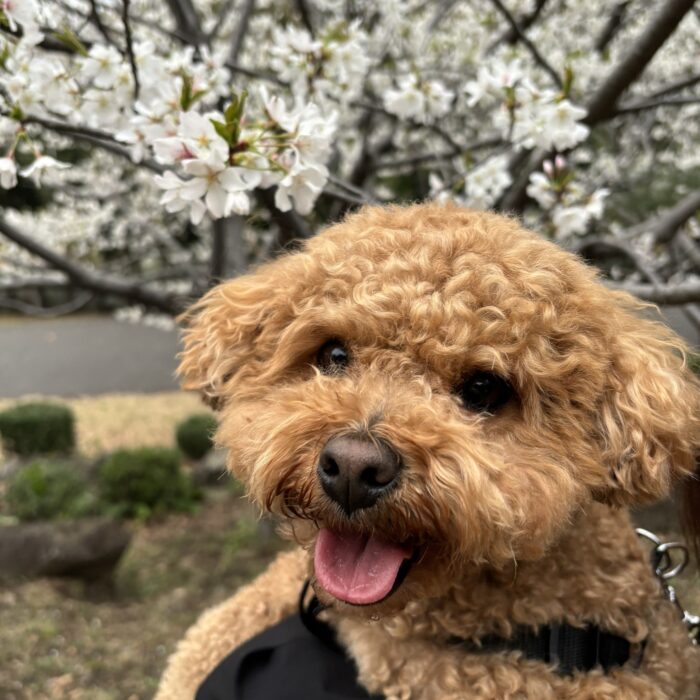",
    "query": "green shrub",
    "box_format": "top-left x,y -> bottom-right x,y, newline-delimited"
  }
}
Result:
687,352 -> 700,375
175,413 -> 217,460
98,447 -> 199,518
0,402 -> 75,456
6,460 -> 95,521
